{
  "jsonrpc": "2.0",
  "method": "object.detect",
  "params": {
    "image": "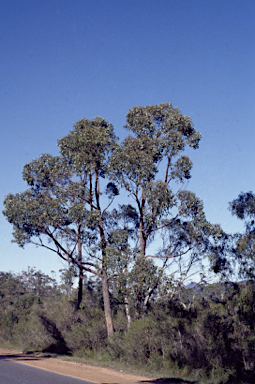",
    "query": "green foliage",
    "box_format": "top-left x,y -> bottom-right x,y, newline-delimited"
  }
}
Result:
122,318 -> 160,363
0,269 -> 60,348
19,267 -> 59,299
110,104 -> 201,215
6,103 -> 255,374
1,269 -> 255,382
230,192 -> 255,220
228,191 -> 255,279
3,103 -> 219,333
58,116 -> 117,175
3,115 -> 121,333
65,309 -> 107,353
3,116 -> 118,274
